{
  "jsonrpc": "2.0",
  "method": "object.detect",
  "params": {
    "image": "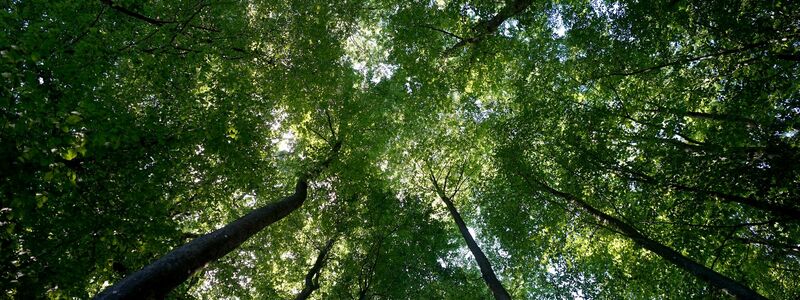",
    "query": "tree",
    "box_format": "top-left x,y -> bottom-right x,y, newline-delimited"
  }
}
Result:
294,237 -> 336,300
95,141 -> 340,299
427,161 -> 512,300
2,0 -> 799,299
512,164 -> 767,299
